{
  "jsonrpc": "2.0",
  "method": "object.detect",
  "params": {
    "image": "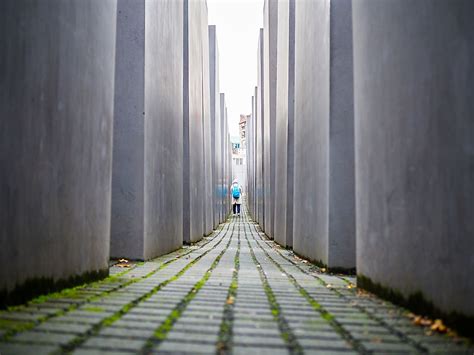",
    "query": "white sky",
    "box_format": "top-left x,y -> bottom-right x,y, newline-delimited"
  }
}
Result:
207,0 -> 264,137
